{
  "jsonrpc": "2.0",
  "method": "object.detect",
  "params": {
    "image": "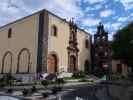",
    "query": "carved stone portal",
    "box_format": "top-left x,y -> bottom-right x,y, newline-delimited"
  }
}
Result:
67,19 -> 79,72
